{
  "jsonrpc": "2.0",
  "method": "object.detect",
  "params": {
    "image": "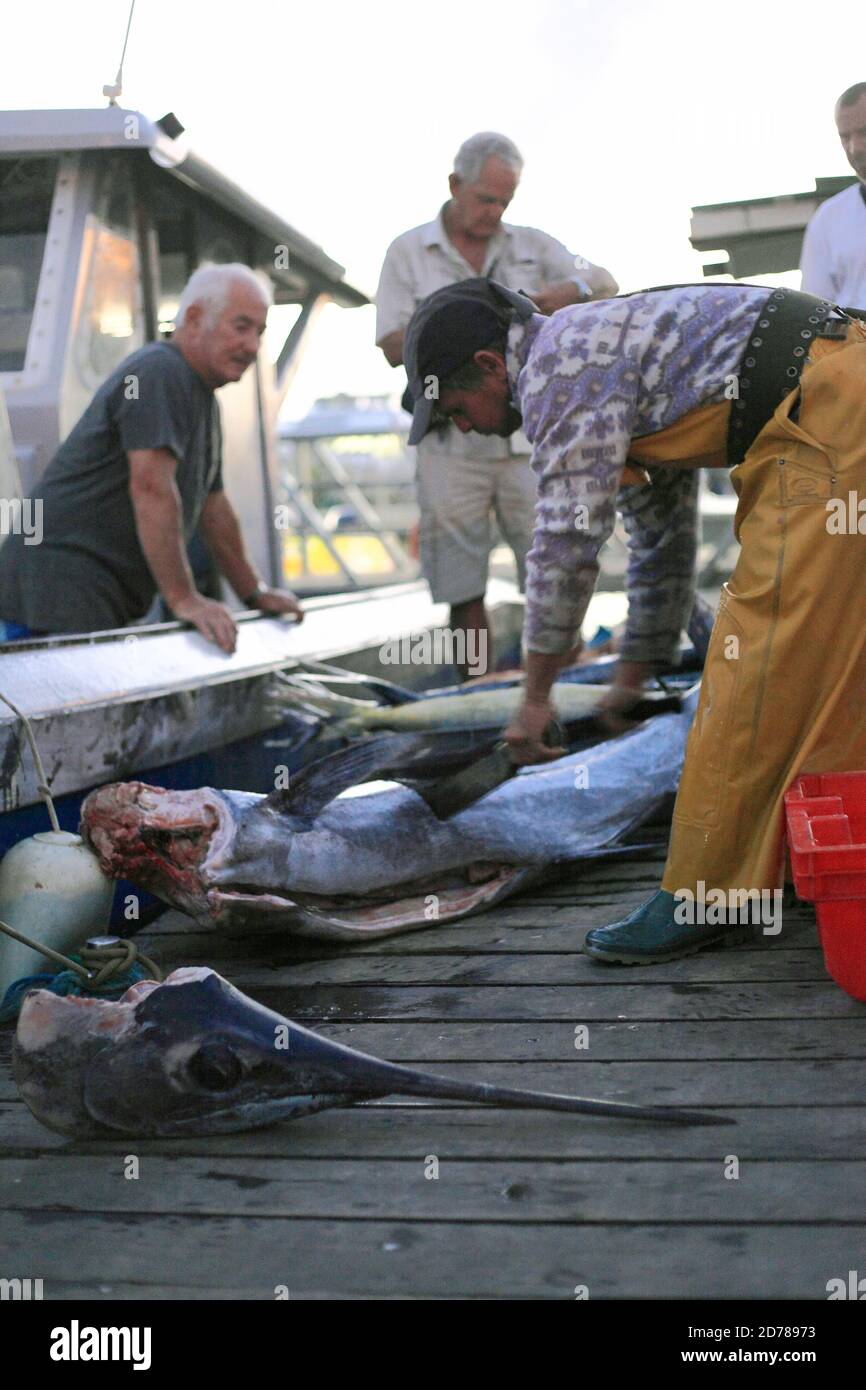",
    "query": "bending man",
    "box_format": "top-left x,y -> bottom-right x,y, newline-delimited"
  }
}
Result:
402,277 -> 866,962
